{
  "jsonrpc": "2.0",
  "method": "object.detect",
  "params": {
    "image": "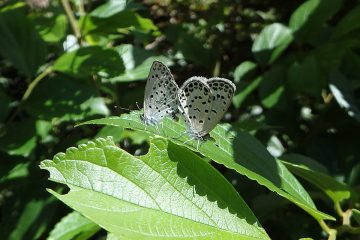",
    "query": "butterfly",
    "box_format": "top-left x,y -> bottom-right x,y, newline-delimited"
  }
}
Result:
178,76 -> 236,141
142,60 -> 179,126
